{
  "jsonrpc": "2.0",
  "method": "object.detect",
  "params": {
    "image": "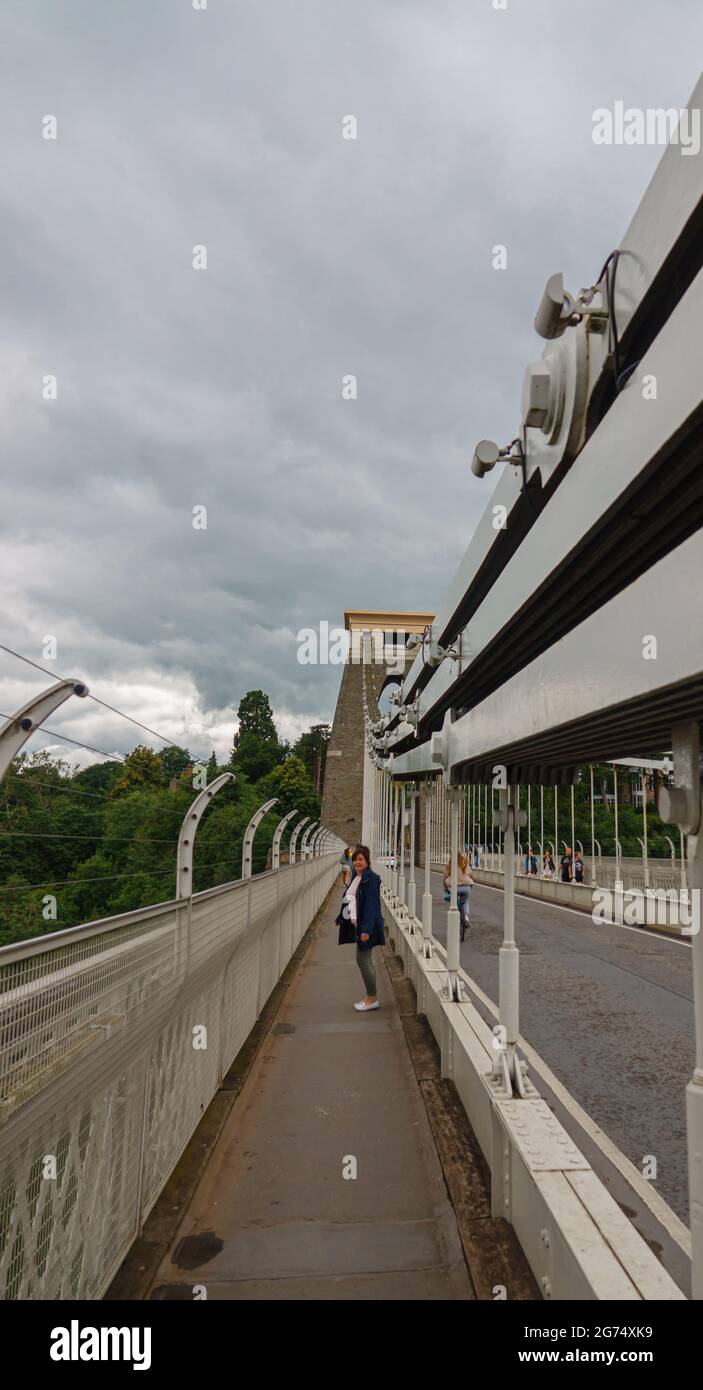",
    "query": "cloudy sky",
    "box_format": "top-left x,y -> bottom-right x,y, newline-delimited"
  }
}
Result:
0,0 -> 700,765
